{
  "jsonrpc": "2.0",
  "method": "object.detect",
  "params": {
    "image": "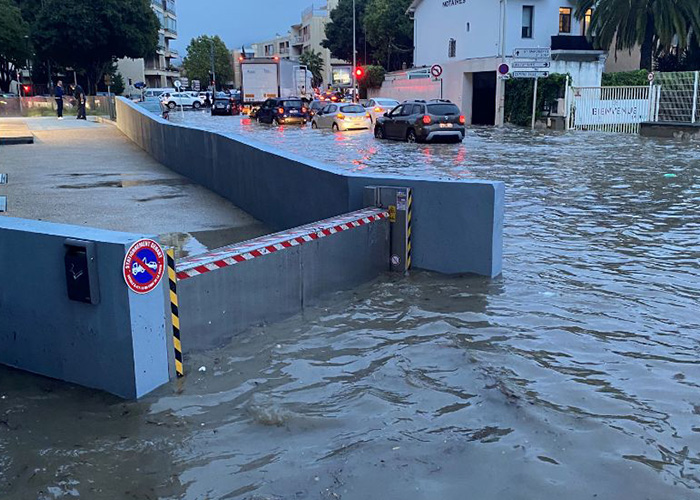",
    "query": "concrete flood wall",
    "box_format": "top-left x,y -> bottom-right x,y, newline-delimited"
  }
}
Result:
175,208 -> 390,349
116,97 -> 504,278
0,217 -> 171,399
